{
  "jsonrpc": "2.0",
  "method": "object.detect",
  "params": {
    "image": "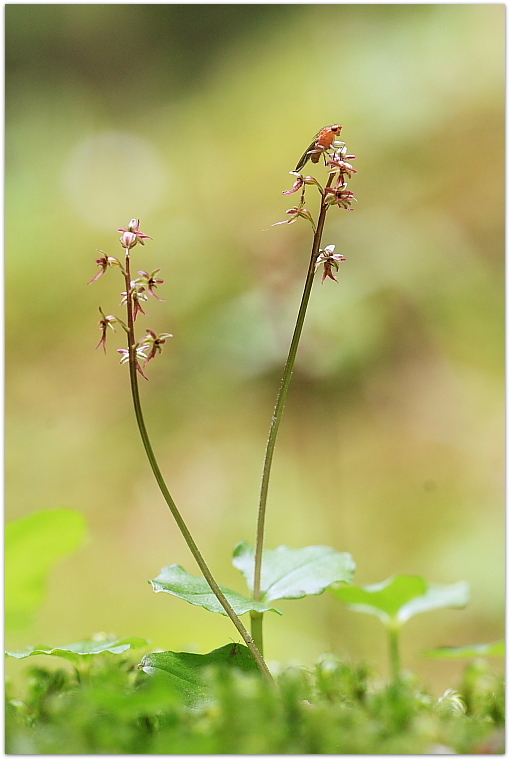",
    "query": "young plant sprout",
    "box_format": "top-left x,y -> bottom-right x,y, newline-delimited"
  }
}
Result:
332,575 -> 471,682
